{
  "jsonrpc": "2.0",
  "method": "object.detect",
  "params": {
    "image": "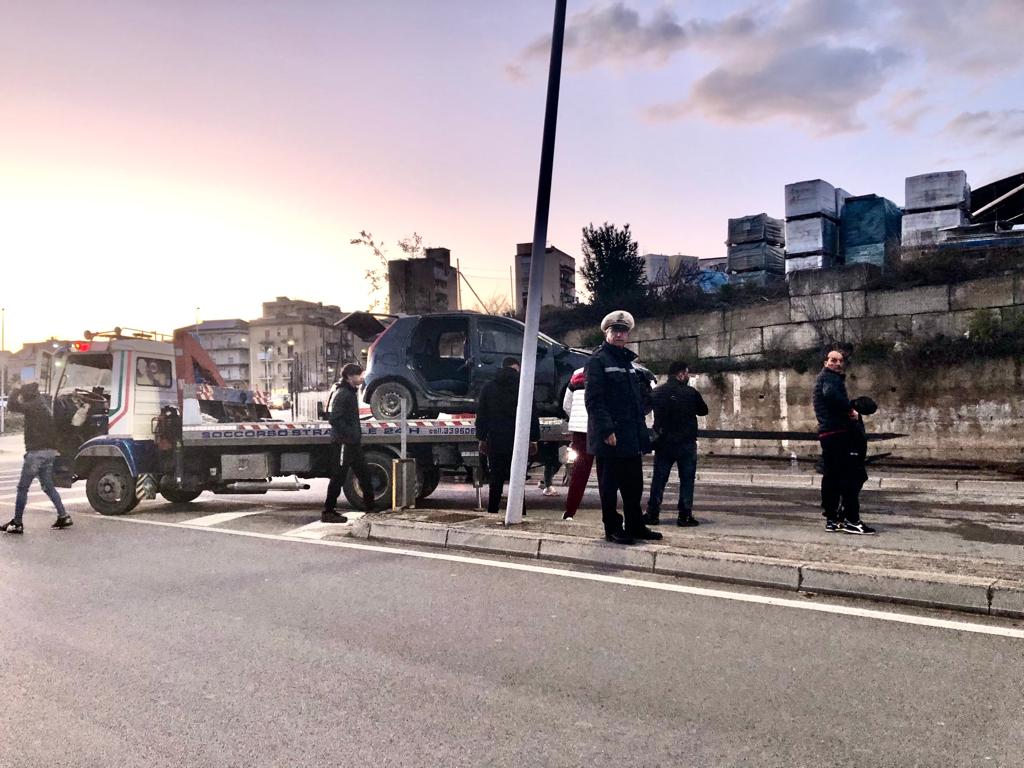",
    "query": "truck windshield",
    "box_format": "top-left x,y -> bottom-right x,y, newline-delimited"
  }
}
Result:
55,354 -> 114,398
